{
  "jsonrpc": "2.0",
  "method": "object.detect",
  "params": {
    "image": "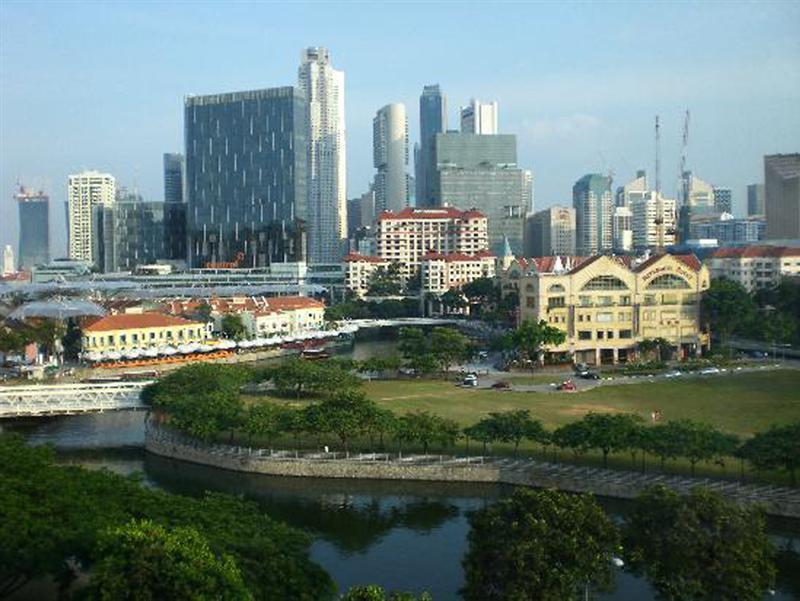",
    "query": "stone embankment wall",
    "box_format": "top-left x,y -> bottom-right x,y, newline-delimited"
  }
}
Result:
145,422 -> 800,519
